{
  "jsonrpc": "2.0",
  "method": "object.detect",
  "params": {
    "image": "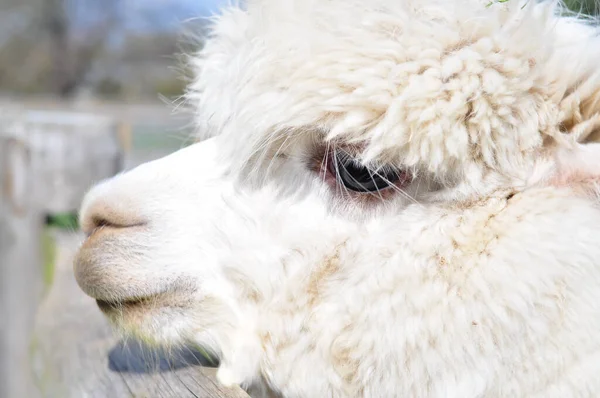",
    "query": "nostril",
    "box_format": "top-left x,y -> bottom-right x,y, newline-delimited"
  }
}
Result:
91,214 -> 137,230
86,215 -> 130,238
82,207 -> 147,237
79,173 -> 152,237
80,193 -> 147,237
